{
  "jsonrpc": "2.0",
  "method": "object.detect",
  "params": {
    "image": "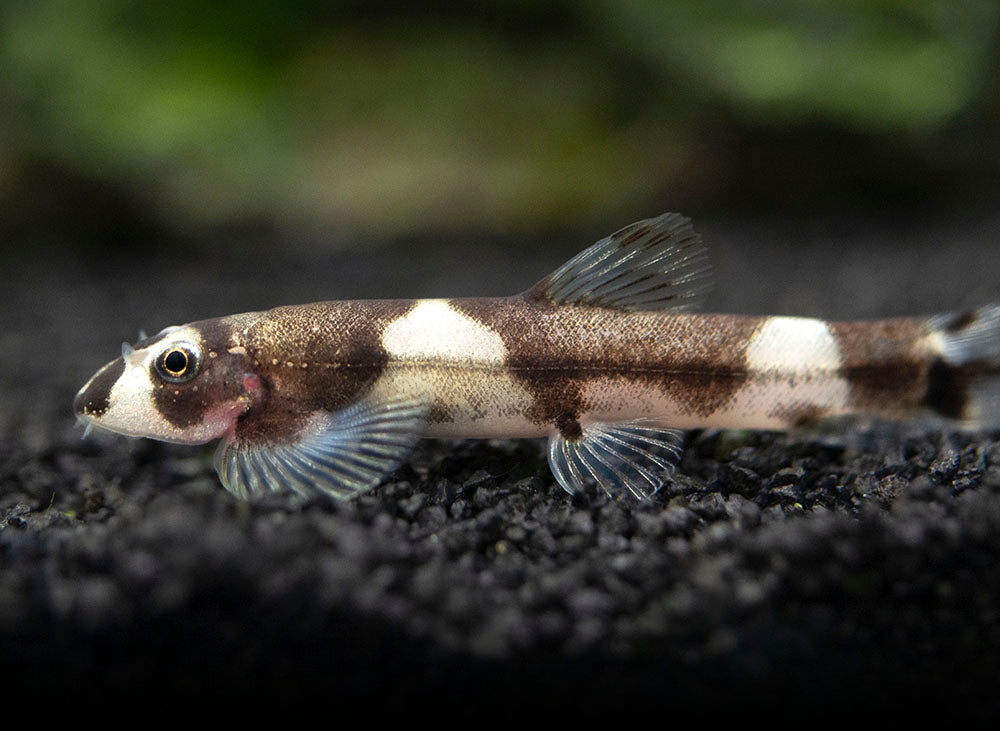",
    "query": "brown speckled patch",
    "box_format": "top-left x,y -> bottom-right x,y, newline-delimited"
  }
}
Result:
767,402 -> 828,429
233,300 -> 416,443
428,399 -> 455,424
451,296 -> 762,427
650,314 -> 762,416
555,414 -> 583,440
828,319 -> 930,414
